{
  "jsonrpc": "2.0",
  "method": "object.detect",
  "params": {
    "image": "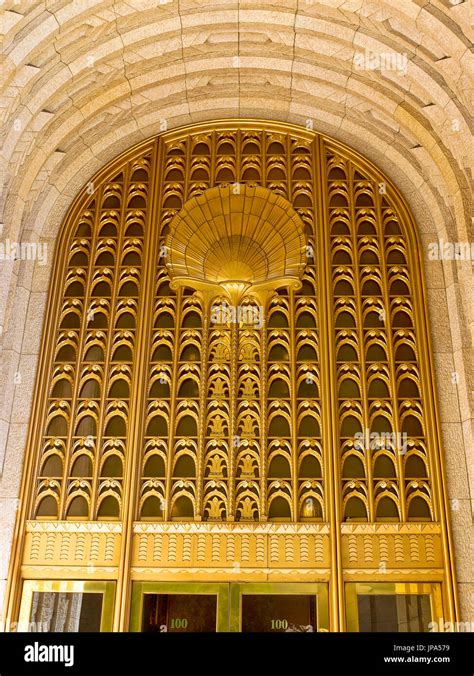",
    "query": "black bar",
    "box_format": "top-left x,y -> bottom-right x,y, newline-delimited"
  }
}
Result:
0,632 -> 471,675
